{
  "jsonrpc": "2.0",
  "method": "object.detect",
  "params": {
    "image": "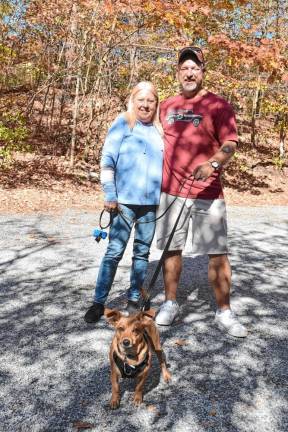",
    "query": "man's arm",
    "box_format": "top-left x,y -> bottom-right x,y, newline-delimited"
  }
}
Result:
193,140 -> 237,181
